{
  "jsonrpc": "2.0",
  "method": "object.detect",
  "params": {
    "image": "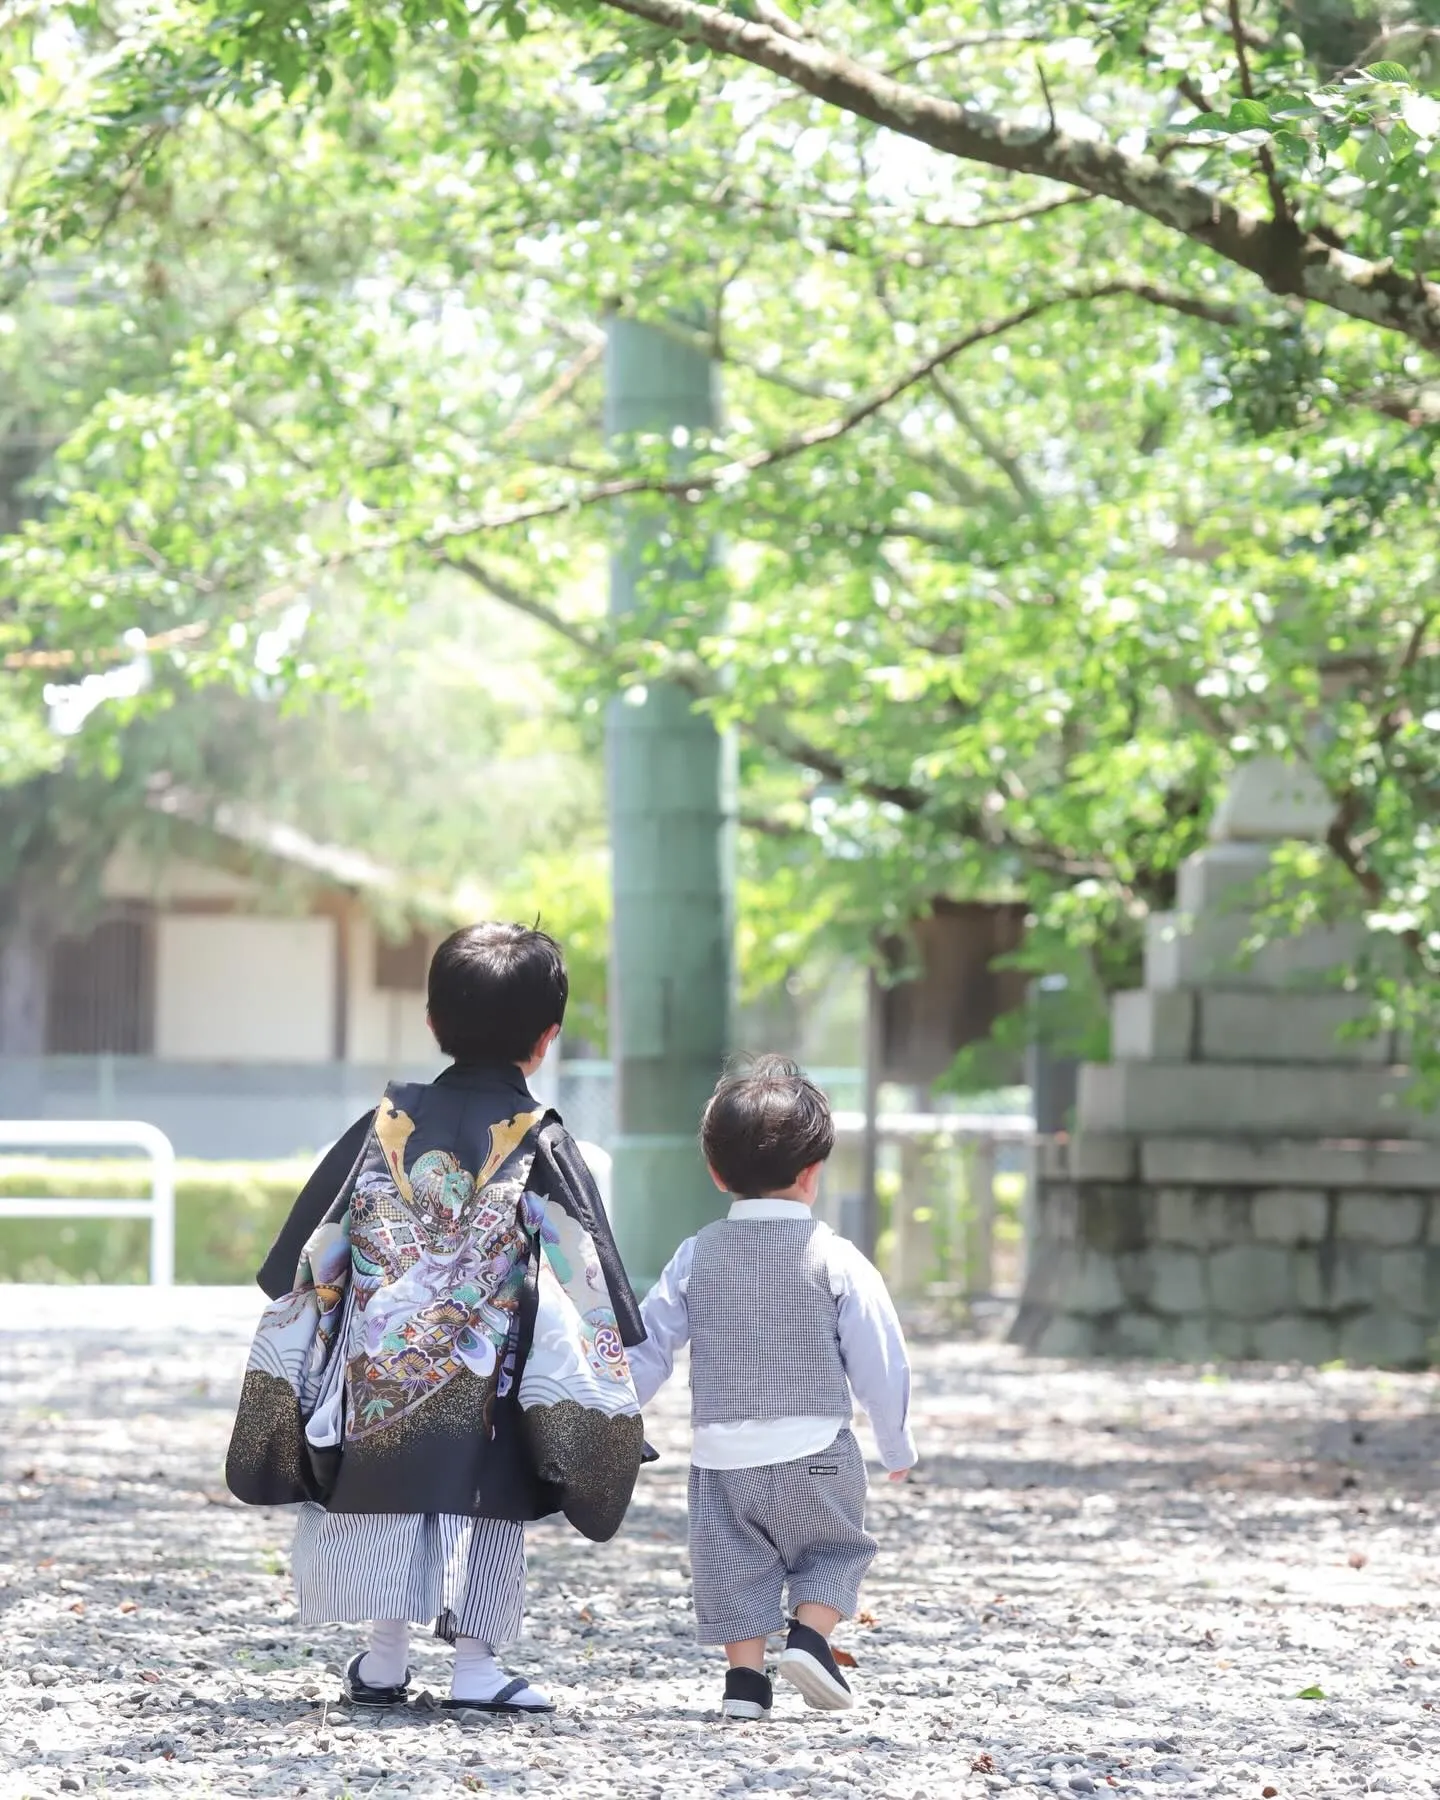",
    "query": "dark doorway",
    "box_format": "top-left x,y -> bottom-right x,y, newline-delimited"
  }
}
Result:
46,910 -> 157,1053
